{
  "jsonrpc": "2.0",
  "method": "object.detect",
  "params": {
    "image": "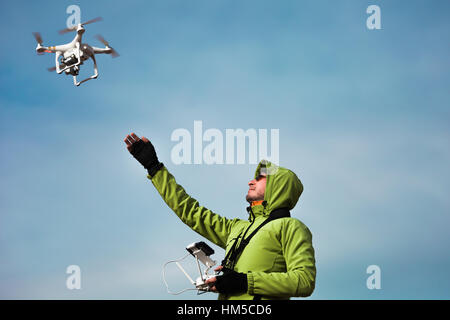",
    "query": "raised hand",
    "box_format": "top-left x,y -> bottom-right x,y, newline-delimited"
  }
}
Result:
124,132 -> 163,176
